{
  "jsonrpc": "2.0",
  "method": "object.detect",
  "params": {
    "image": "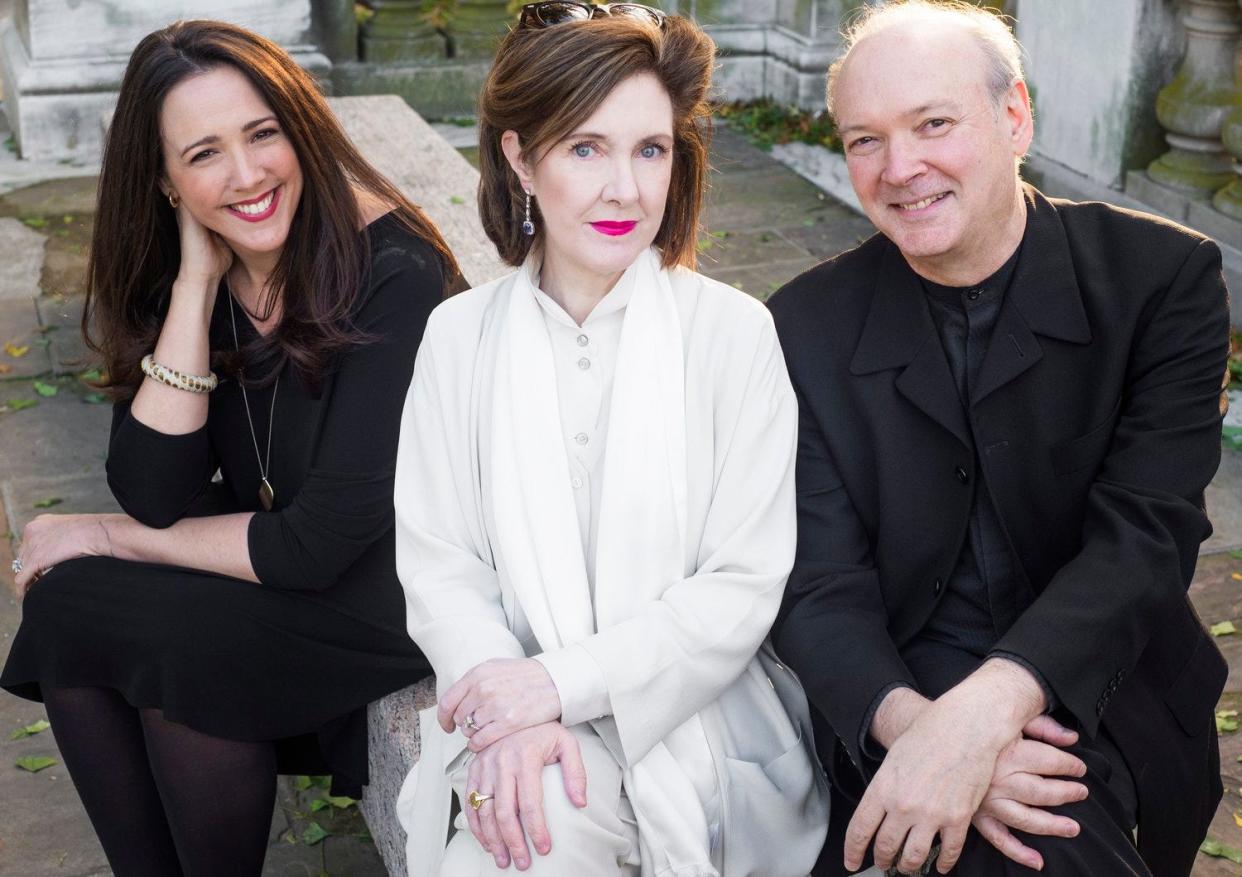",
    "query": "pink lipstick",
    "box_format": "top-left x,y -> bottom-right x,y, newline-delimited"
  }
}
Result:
590,220 -> 637,237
